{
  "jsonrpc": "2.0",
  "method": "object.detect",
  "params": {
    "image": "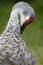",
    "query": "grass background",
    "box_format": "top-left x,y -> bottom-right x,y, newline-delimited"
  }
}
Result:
0,0 -> 43,65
